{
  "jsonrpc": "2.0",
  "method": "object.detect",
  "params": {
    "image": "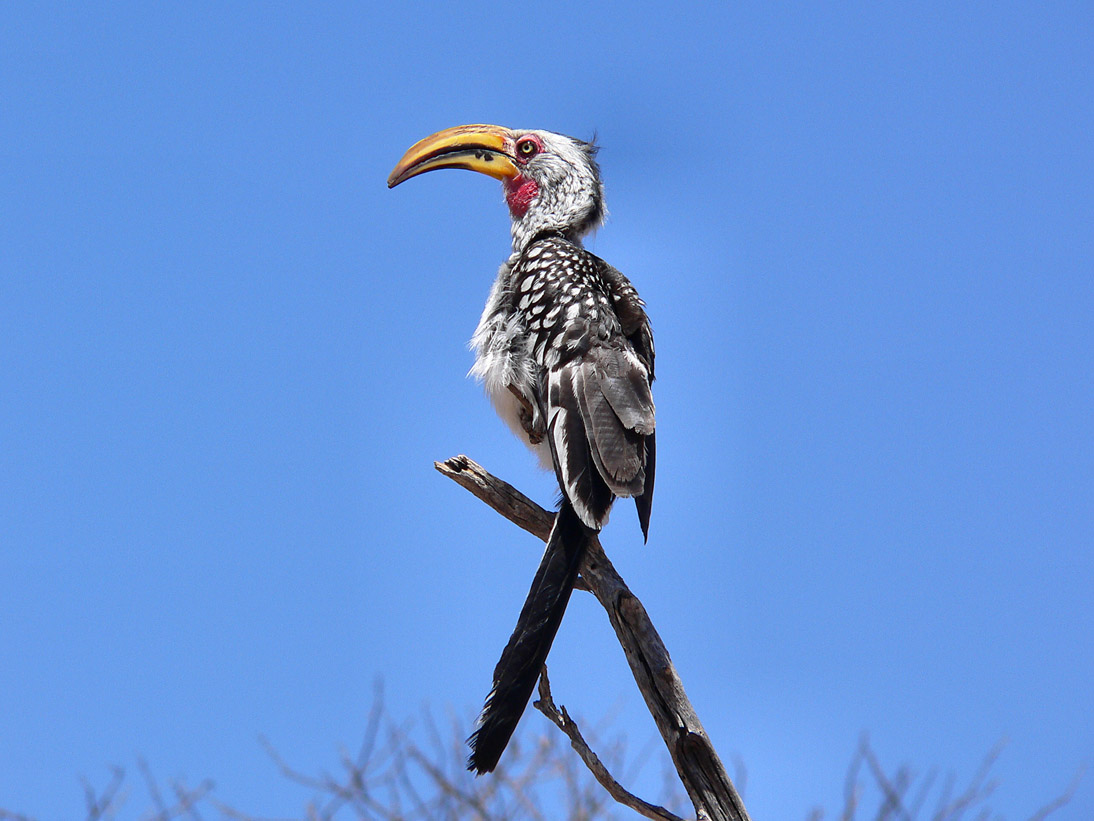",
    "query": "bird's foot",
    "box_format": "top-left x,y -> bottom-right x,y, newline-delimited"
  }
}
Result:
508,384 -> 545,445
